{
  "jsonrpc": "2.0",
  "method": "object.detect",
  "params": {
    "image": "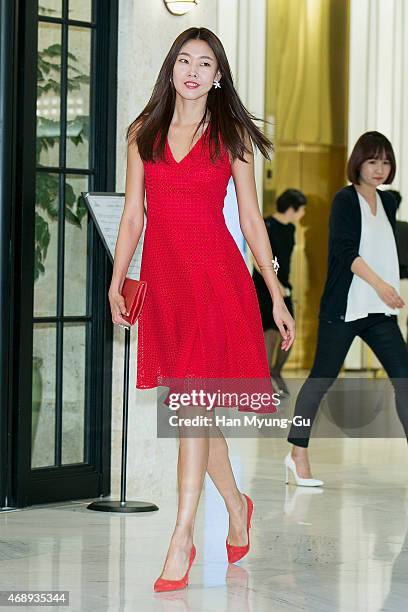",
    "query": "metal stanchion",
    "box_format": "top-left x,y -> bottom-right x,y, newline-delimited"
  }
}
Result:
88,327 -> 158,513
